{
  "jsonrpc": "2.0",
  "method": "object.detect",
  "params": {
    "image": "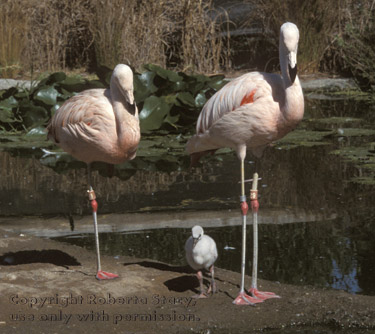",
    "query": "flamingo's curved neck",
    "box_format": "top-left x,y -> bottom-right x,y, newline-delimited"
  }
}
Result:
279,46 -> 293,88
279,44 -> 304,125
110,83 -> 134,138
